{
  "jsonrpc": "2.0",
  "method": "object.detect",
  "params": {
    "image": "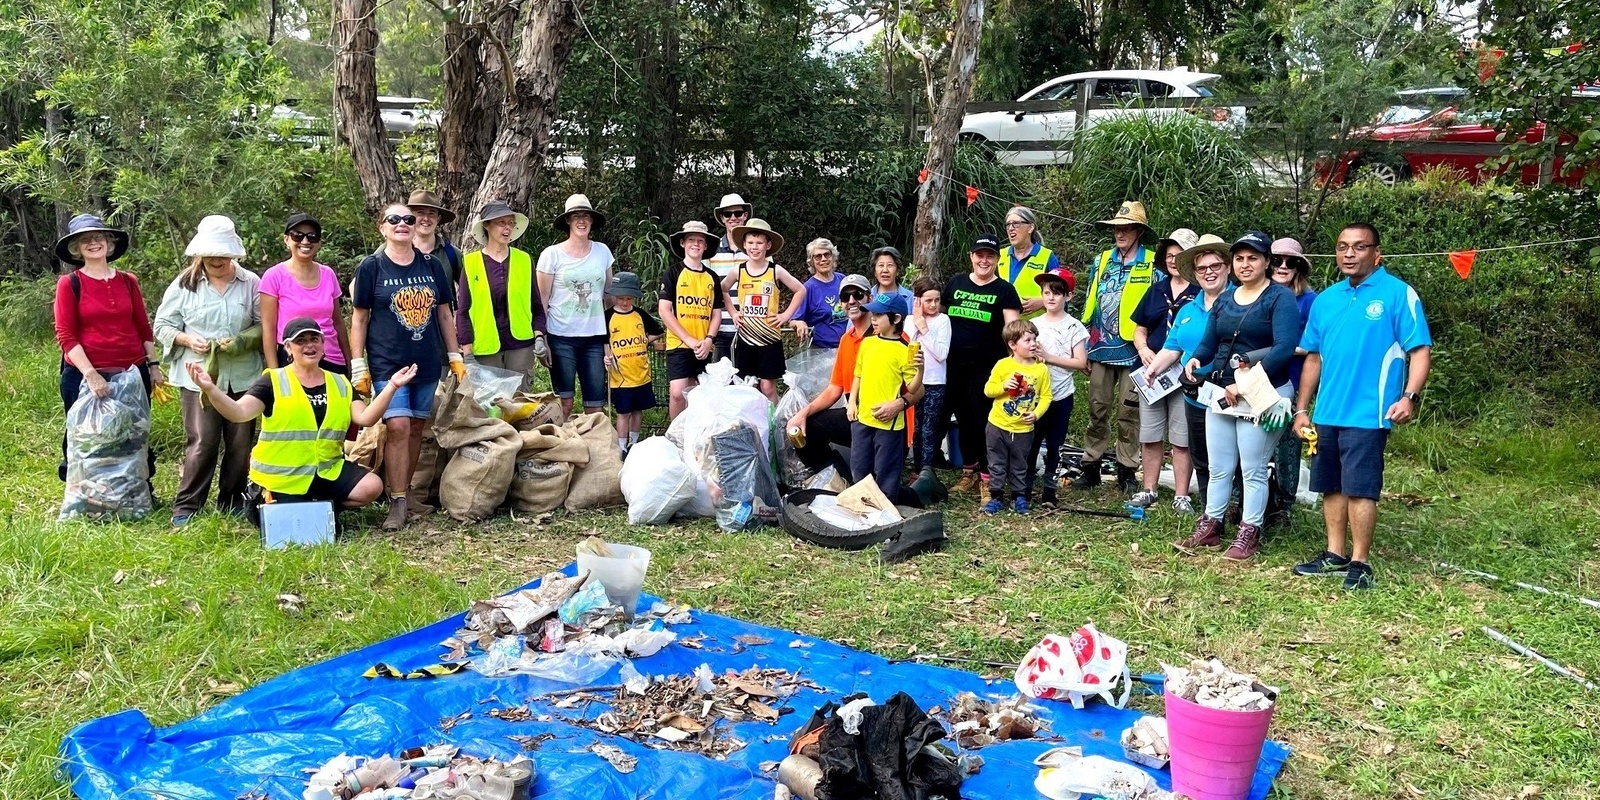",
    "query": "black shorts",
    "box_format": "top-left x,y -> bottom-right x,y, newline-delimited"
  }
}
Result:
270,461 -> 371,505
666,347 -> 712,381
611,384 -> 657,414
1308,425 -> 1389,500
732,339 -> 786,380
